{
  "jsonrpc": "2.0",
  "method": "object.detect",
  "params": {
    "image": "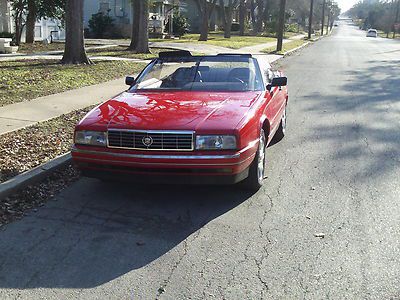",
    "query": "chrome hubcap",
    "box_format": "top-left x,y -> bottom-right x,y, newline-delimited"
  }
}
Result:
257,135 -> 266,183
